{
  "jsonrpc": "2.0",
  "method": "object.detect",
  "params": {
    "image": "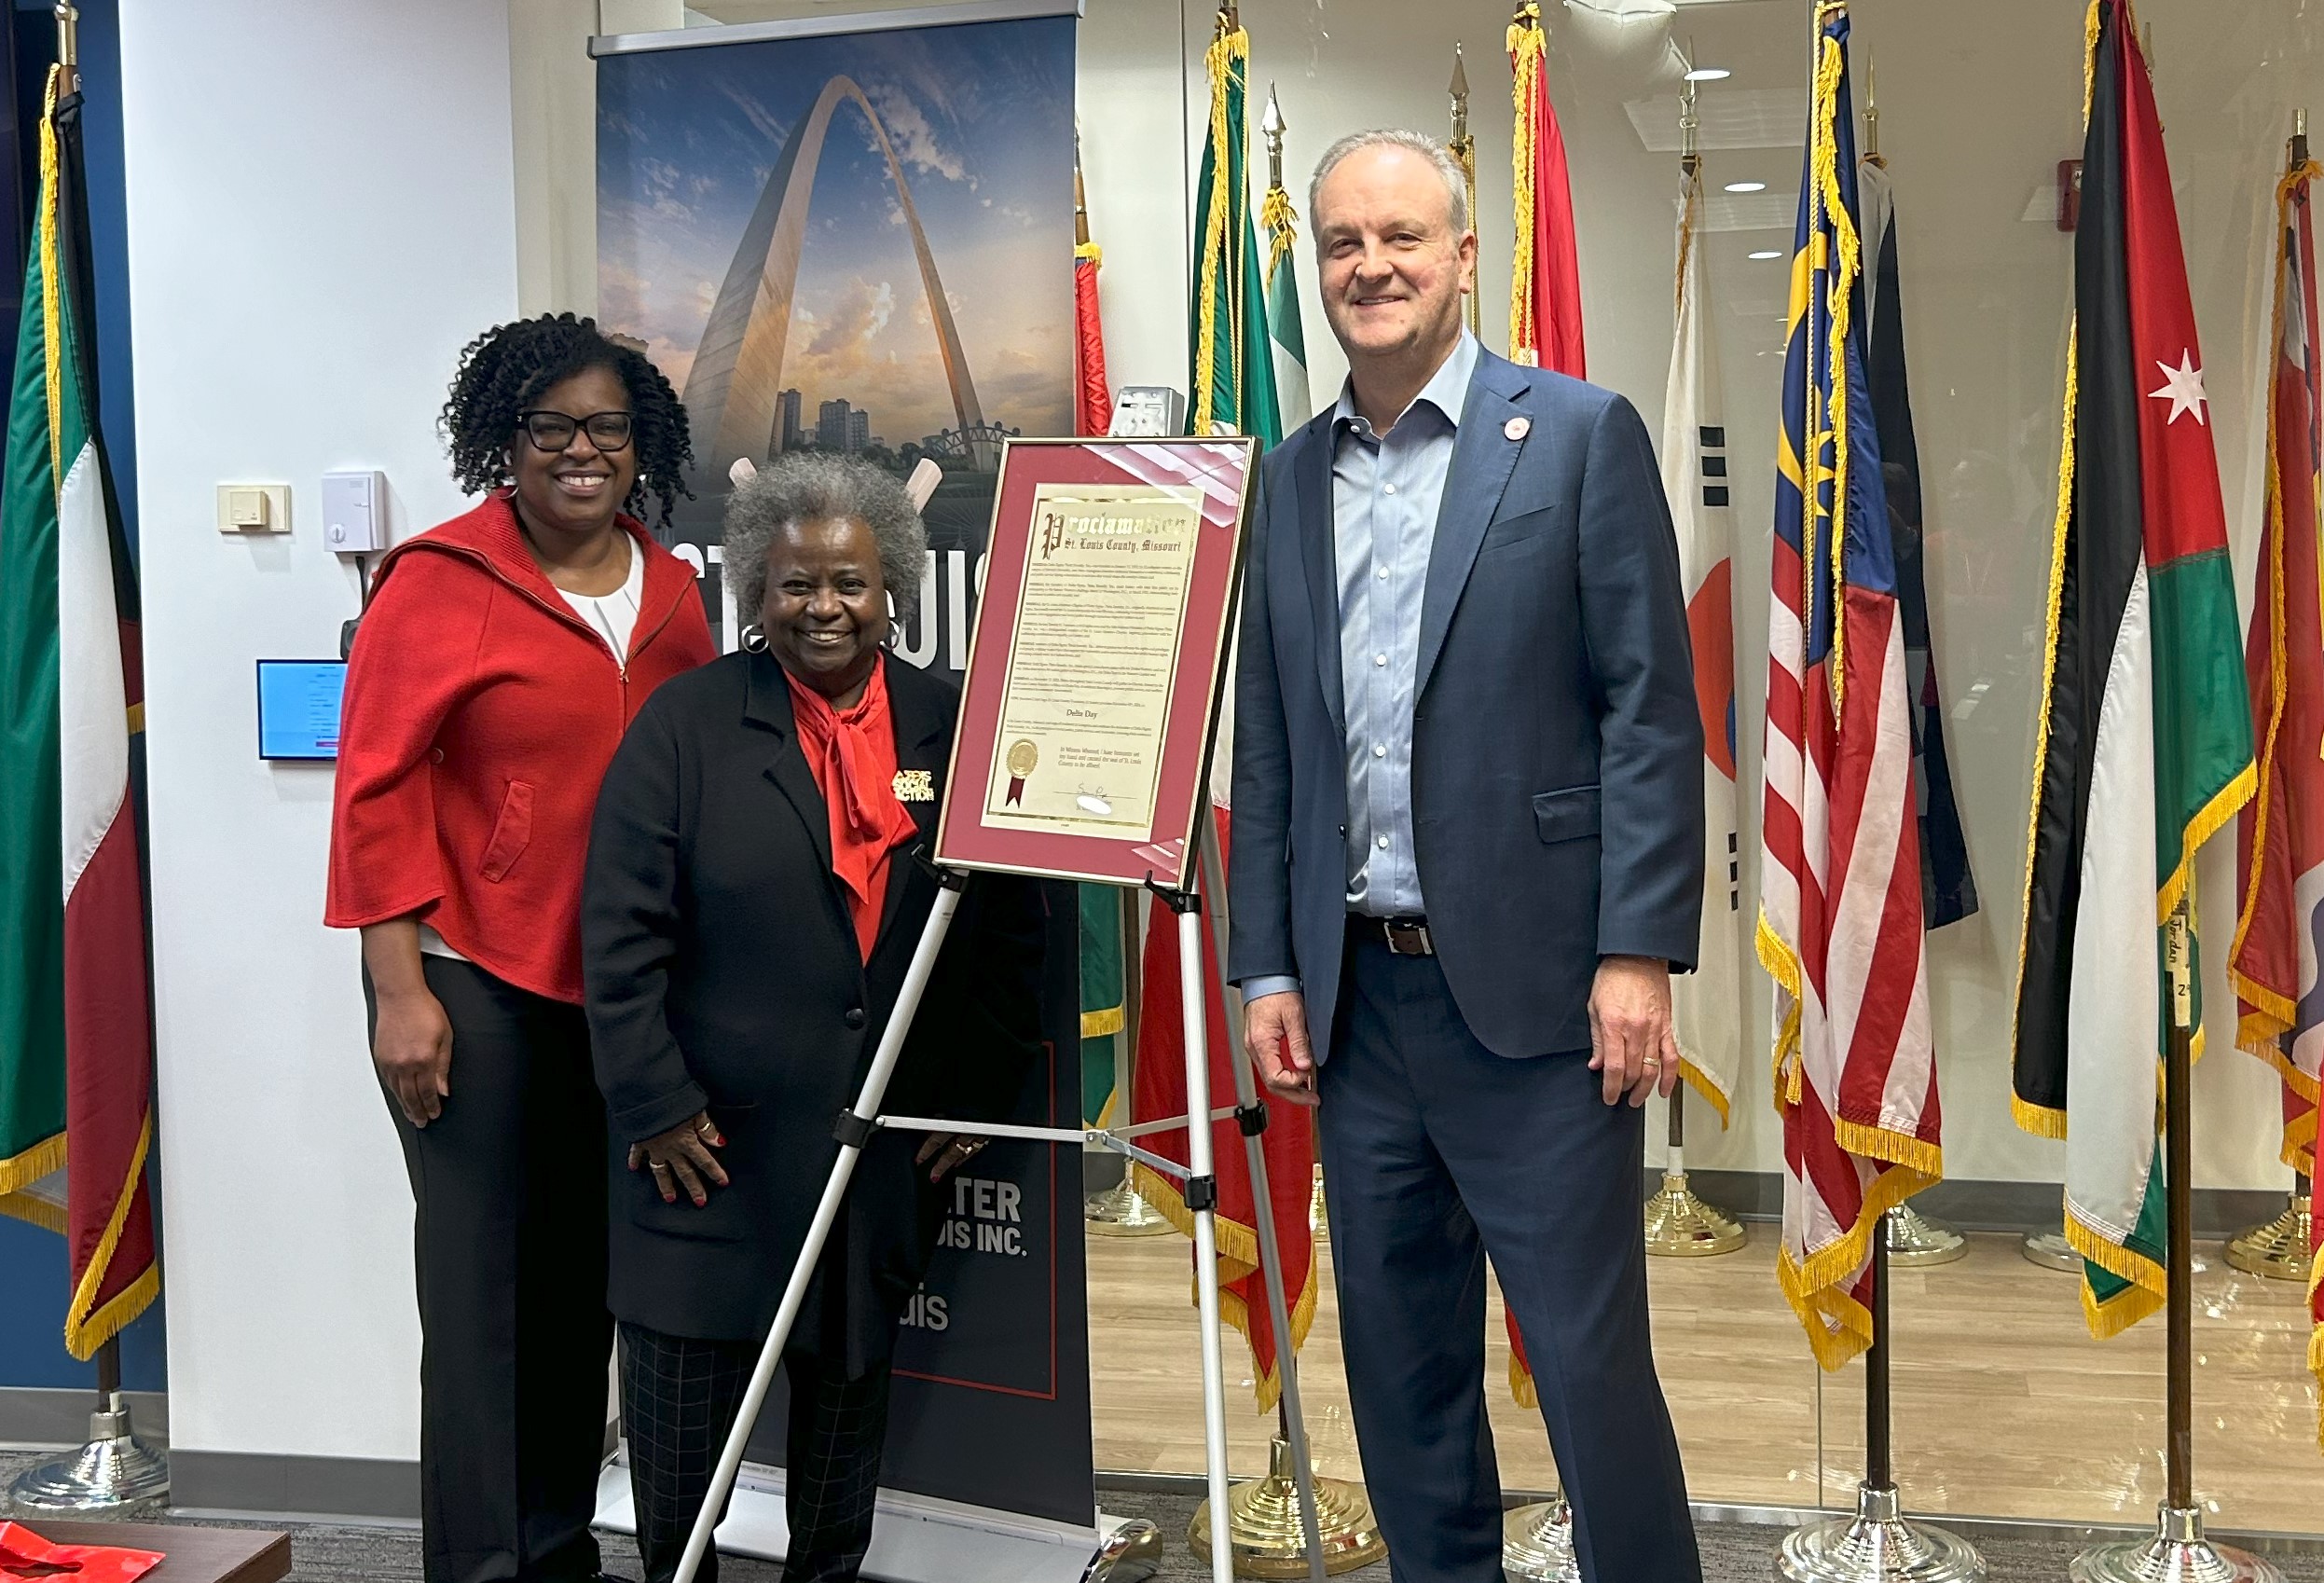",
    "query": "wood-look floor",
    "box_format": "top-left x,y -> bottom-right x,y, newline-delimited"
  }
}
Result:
1087,1221 -> 2324,1533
